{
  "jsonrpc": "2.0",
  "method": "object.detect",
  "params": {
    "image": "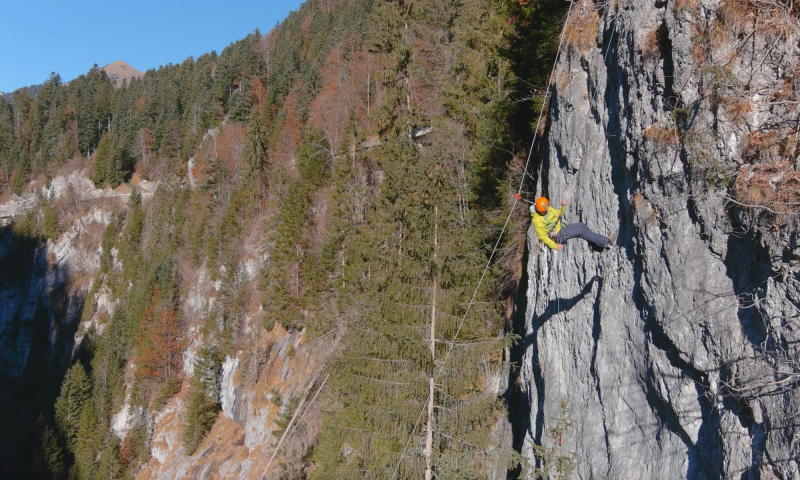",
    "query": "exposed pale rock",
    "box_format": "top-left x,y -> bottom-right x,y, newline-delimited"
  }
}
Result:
510,0 -> 800,477
221,355 -> 240,420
